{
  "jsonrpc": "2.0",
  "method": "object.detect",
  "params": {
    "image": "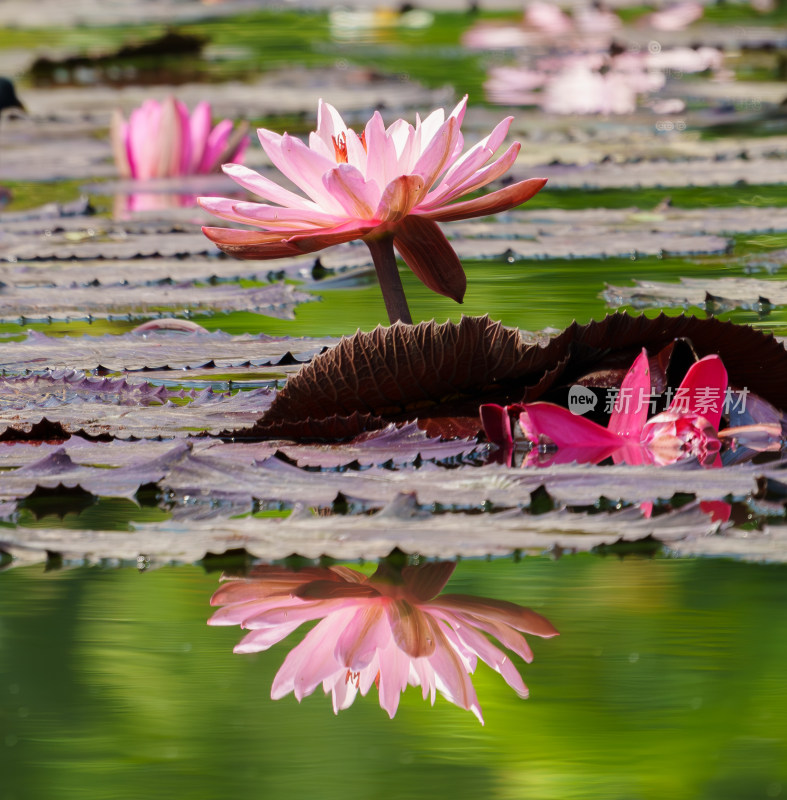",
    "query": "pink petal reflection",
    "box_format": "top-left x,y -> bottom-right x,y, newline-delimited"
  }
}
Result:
209,561 -> 558,724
